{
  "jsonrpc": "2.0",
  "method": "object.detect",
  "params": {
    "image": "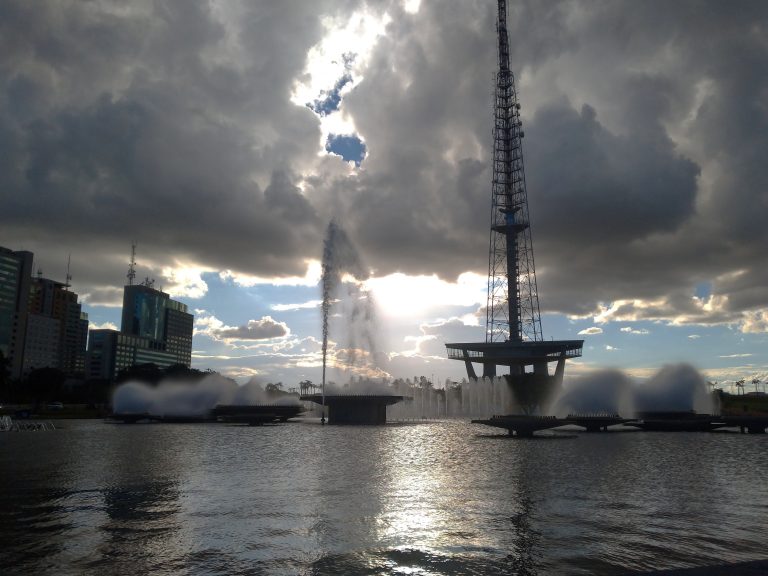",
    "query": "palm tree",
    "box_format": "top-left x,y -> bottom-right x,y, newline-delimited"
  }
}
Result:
753,378 -> 762,394
735,379 -> 746,395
